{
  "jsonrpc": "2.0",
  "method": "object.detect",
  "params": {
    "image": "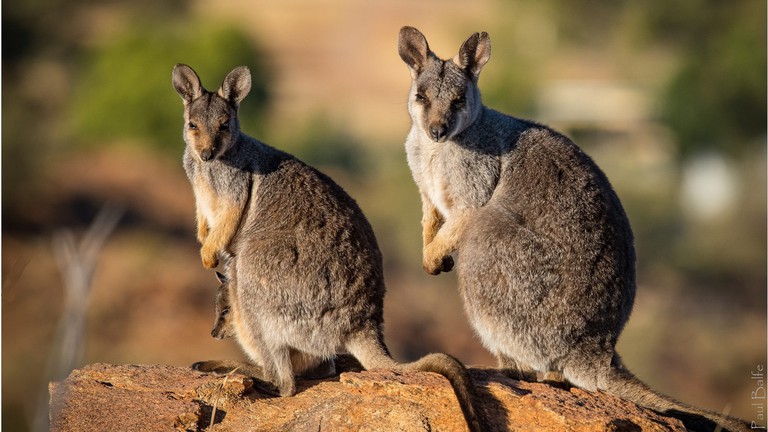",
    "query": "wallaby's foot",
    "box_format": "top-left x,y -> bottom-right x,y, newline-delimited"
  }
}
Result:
200,245 -> 219,269
192,359 -> 264,379
192,360 -> 283,396
192,360 -> 238,375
